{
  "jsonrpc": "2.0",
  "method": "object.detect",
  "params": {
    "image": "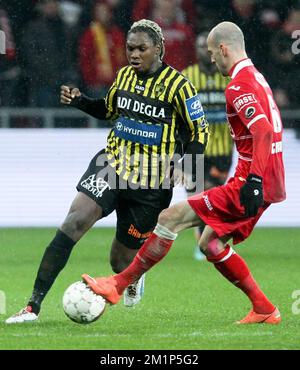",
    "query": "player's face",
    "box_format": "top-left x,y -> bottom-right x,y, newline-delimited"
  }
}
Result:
207,38 -> 229,76
126,32 -> 161,75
